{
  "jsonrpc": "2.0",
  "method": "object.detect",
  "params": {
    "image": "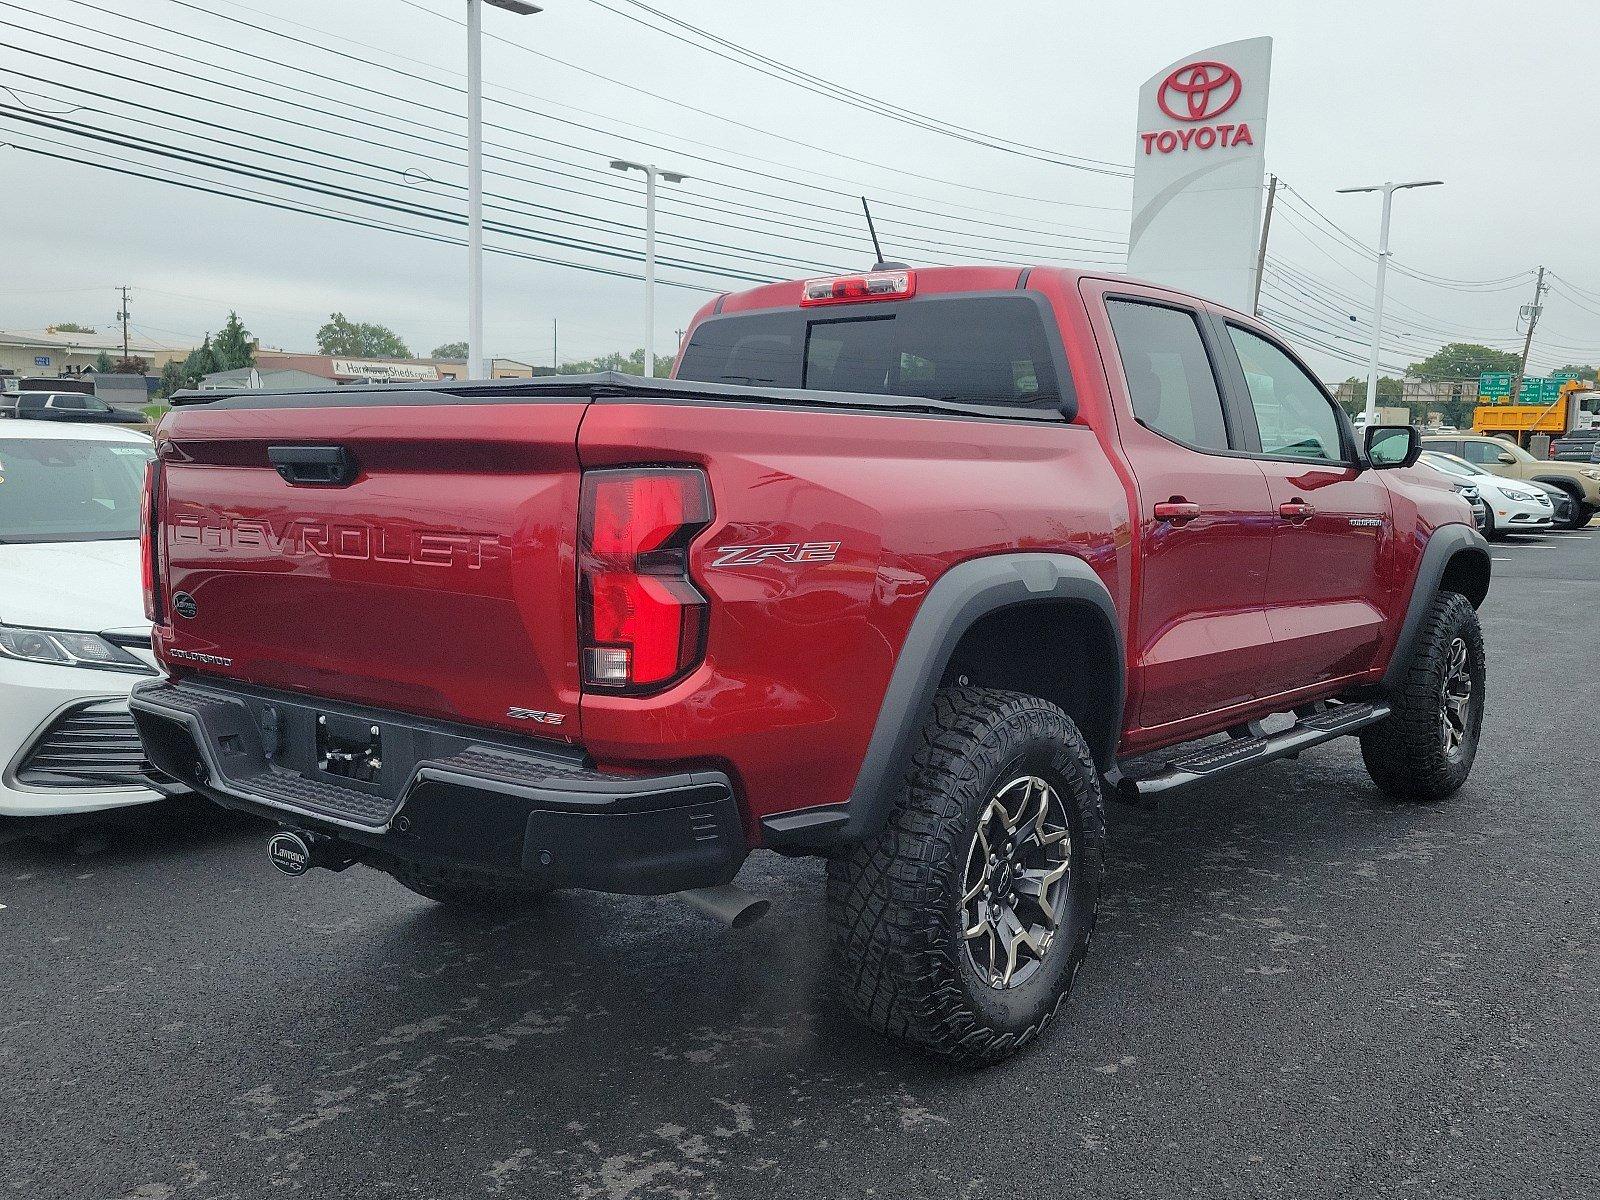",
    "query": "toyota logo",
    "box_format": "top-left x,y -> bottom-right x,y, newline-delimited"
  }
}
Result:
1157,60 -> 1242,122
